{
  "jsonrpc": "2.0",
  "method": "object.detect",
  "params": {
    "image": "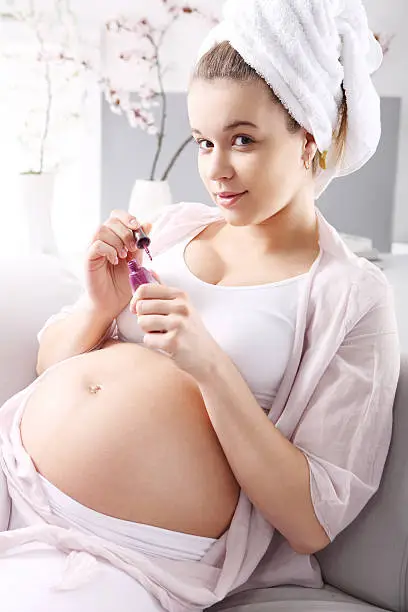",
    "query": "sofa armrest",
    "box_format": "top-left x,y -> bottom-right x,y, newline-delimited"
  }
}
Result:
0,254 -> 82,405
